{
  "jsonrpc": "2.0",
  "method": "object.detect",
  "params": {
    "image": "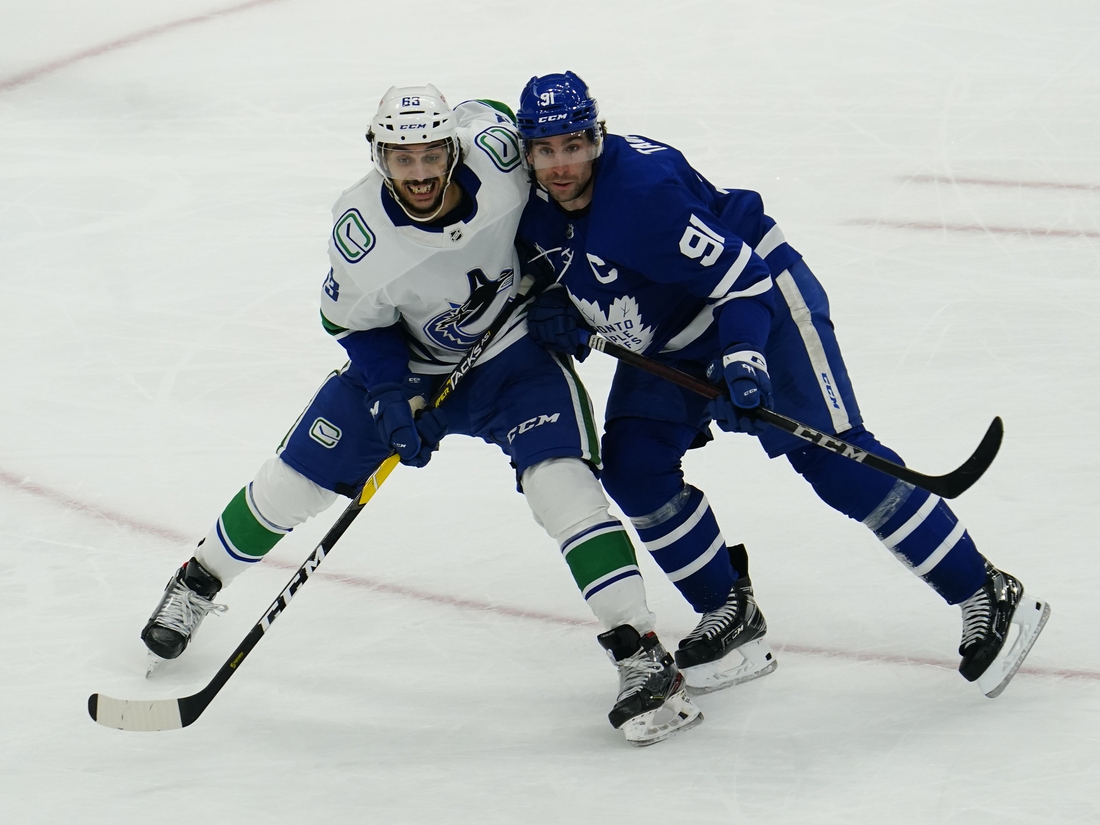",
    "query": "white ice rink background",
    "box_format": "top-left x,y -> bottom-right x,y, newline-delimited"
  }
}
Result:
1,1 -> 1098,822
